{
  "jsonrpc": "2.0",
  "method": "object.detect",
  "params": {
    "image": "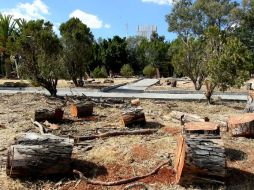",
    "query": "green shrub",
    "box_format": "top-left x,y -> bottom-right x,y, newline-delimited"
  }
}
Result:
143,64 -> 156,78
92,66 -> 108,78
120,64 -> 134,78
